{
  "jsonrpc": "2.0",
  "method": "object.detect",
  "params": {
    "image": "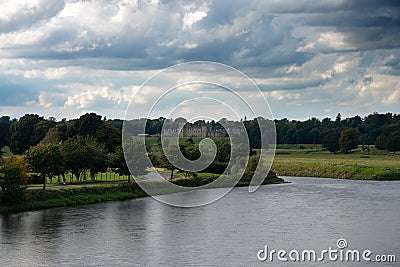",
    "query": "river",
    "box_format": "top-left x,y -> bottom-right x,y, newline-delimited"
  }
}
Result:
1,177 -> 399,266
